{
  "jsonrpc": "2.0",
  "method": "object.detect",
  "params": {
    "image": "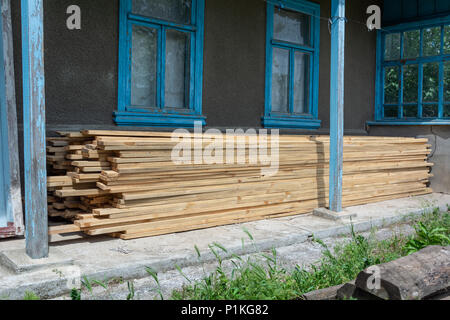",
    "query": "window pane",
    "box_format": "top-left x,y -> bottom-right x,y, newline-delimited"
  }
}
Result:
445,61 -> 450,102
423,62 -> 439,102
403,64 -> 418,103
423,104 -> 438,117
131,25 -> 158,108
165,29 -> 190,109
403,30 -> 420,59
384,106 -> 398,118
403,105 -> 418,118
132,0 -> 192,24
271,47 -> 290,113
444,105 -> 450,117
384,66 -> 399,104
423,27 -> 441,56
444,26 -> 450,54
384,33 -> 400,61
293,52 -> 310,114
273,8 -> 310,46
